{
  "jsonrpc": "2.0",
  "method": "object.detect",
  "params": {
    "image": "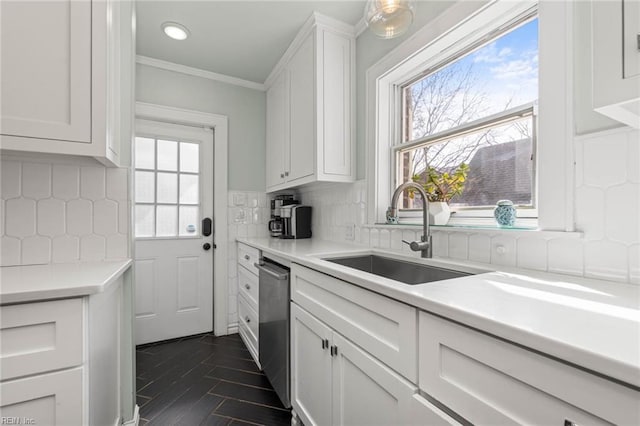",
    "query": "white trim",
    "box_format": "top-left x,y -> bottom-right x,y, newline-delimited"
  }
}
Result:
355,17 -> 368,38
537,0 -> 574,231
135,102 -> 230,337
136,55 -> 265,92
122,405 -> 139,426
227,323 -> 239,335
